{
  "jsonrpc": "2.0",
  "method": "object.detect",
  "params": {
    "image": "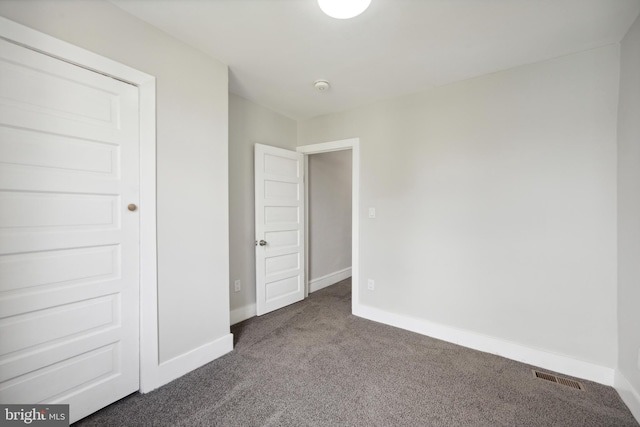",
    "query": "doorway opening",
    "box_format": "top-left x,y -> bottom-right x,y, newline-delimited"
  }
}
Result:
305,150 -> 352,293
298,138 -> 360,314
